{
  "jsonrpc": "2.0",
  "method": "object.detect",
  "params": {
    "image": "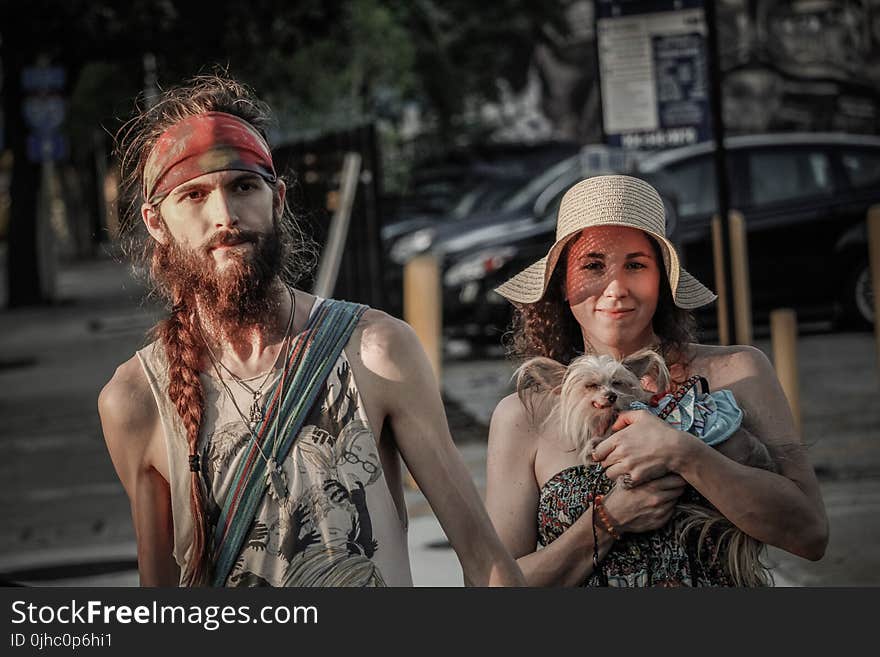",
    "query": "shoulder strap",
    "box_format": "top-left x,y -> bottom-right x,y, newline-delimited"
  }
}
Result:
211,299 -> 368,586
656,375 -> 709,421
